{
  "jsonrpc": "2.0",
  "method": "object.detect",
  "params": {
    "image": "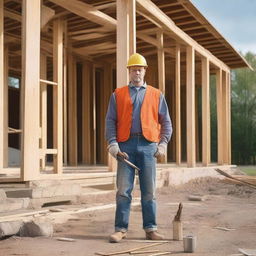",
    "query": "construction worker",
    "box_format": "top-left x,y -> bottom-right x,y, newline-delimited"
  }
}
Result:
105,53 -> 172,243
